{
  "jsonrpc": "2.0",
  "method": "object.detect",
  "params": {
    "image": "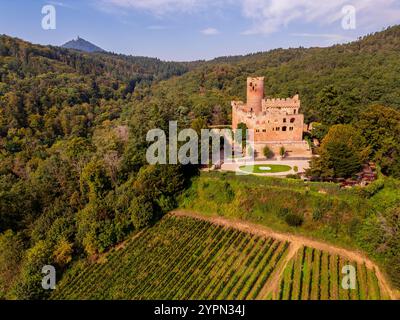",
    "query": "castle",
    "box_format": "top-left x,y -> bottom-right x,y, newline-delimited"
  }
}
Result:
232,77 -> 312,158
